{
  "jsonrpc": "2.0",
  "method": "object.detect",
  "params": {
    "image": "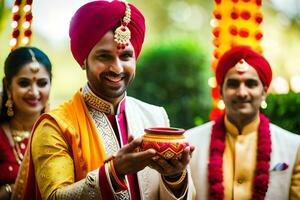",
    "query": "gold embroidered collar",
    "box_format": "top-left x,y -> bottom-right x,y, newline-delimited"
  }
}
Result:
81,84 -> 126,115
81,84 -> 114,114
225,115 -> 260,136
